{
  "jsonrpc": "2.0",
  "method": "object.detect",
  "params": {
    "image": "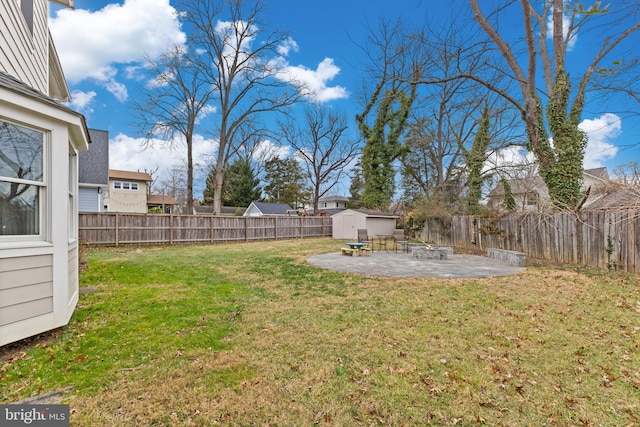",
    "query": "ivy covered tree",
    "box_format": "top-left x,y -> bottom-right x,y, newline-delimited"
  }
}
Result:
263,157 -> 310,208
469,0 -> 640,210
465,106 -> 492,215
348,164 -> 365,208
358,87 -> 415,209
